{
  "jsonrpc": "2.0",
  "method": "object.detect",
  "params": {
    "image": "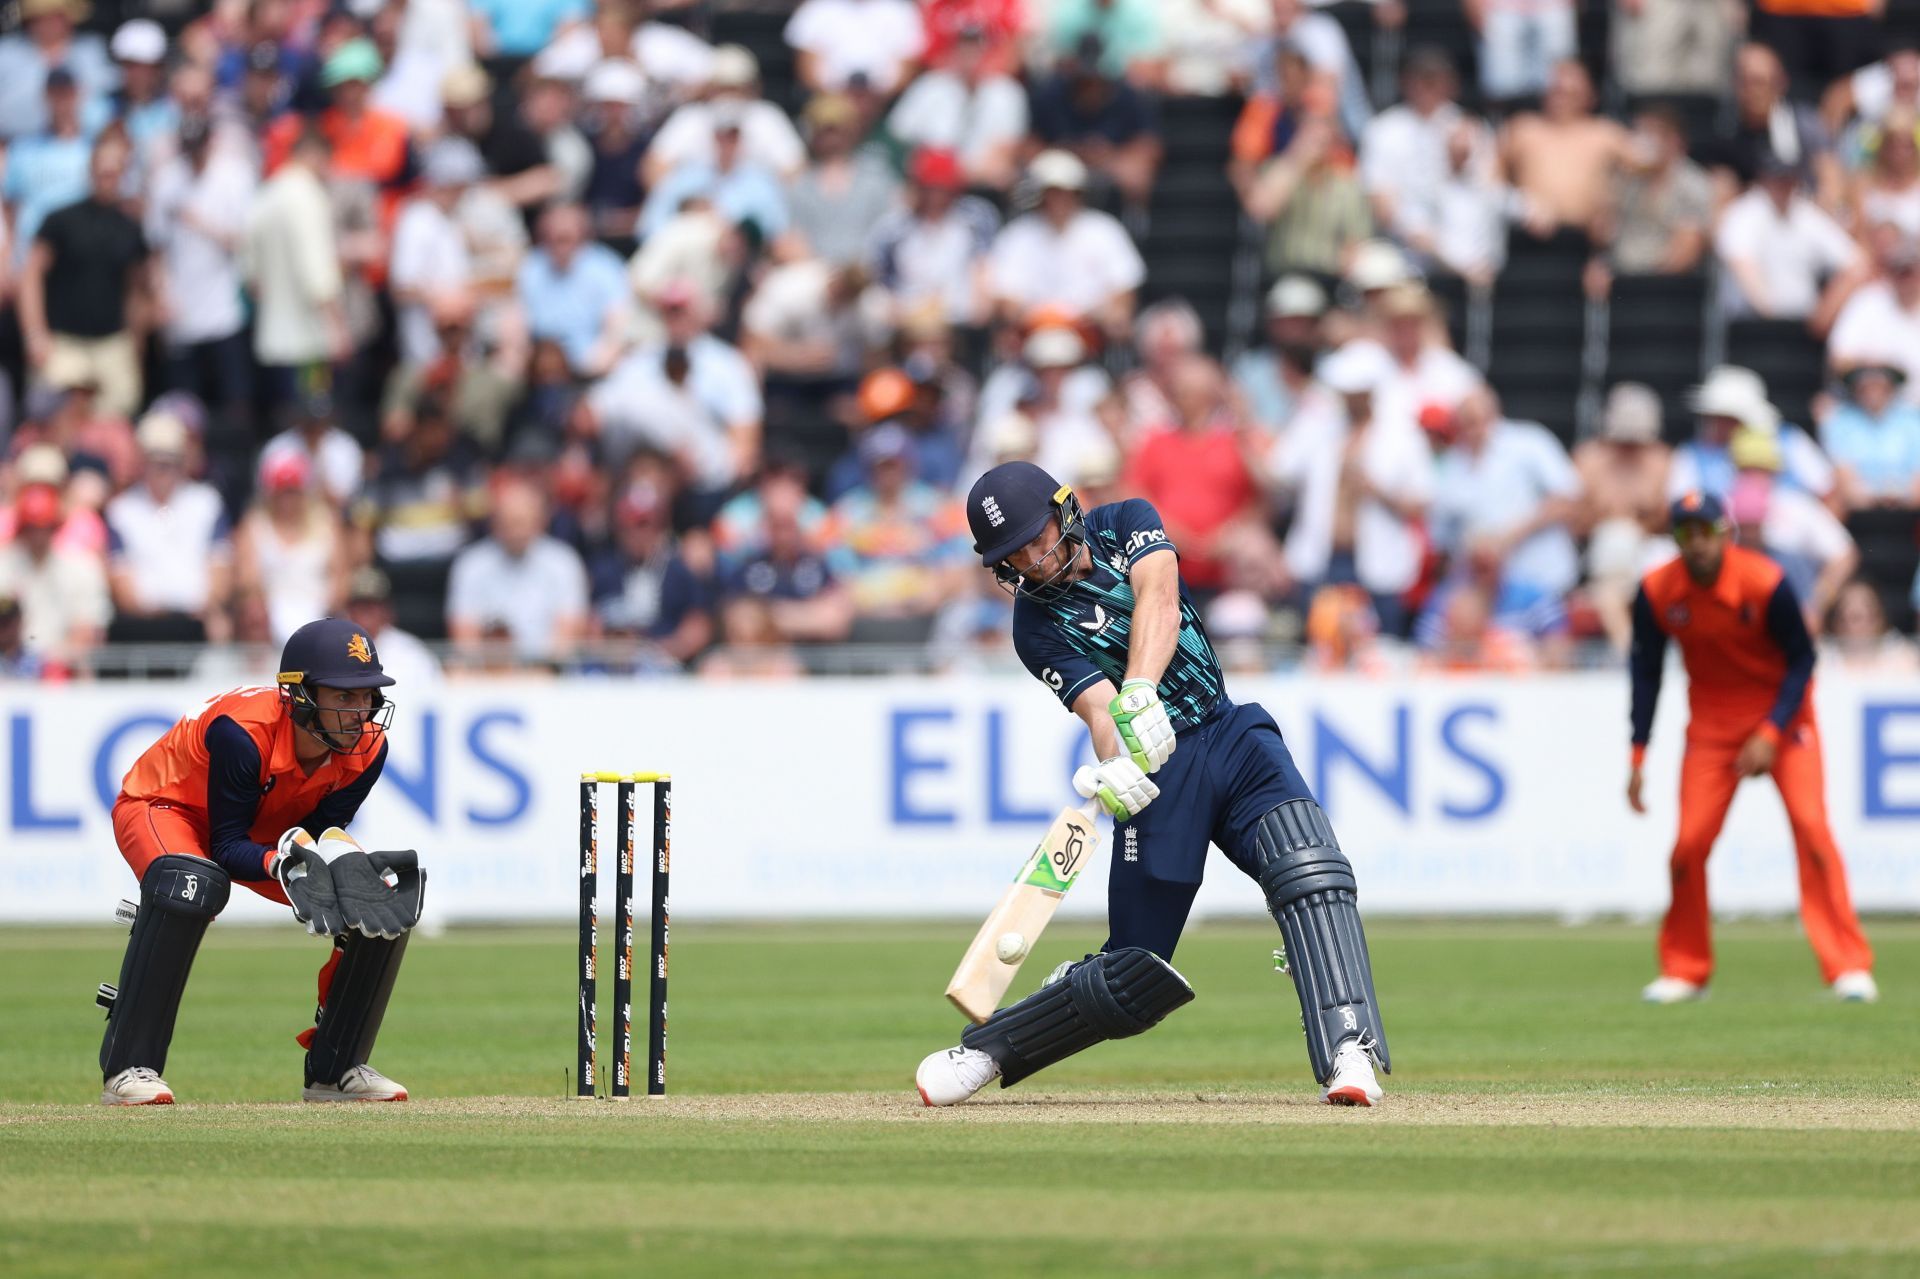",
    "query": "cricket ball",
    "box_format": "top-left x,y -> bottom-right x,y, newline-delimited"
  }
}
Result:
995,932 -> 1029,964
